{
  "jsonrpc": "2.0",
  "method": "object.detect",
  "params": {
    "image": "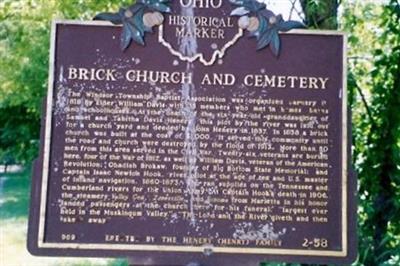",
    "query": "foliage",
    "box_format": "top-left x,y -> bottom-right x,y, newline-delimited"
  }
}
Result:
94,0 -> 171,50
0,1 -> 49,164
230,0 -> 304,56
0,0 -> 130,164
300,0 -> 339,29
341,0 -> 400,265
